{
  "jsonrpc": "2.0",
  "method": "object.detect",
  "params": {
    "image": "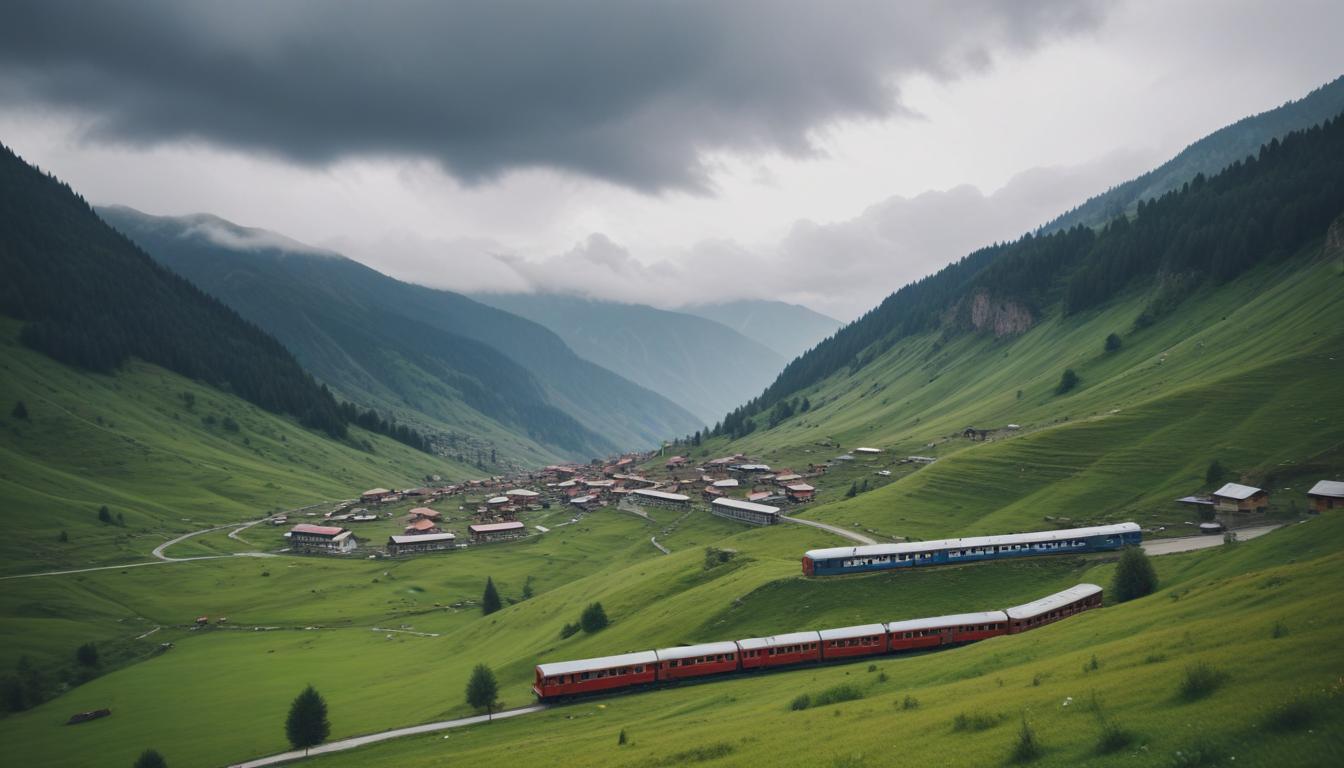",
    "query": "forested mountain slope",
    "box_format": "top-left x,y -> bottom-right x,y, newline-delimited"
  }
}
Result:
100,208 -> 702,457
1042,73 -> 1344,232
712,113 -> 1344,438
473,293 -> 783,424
